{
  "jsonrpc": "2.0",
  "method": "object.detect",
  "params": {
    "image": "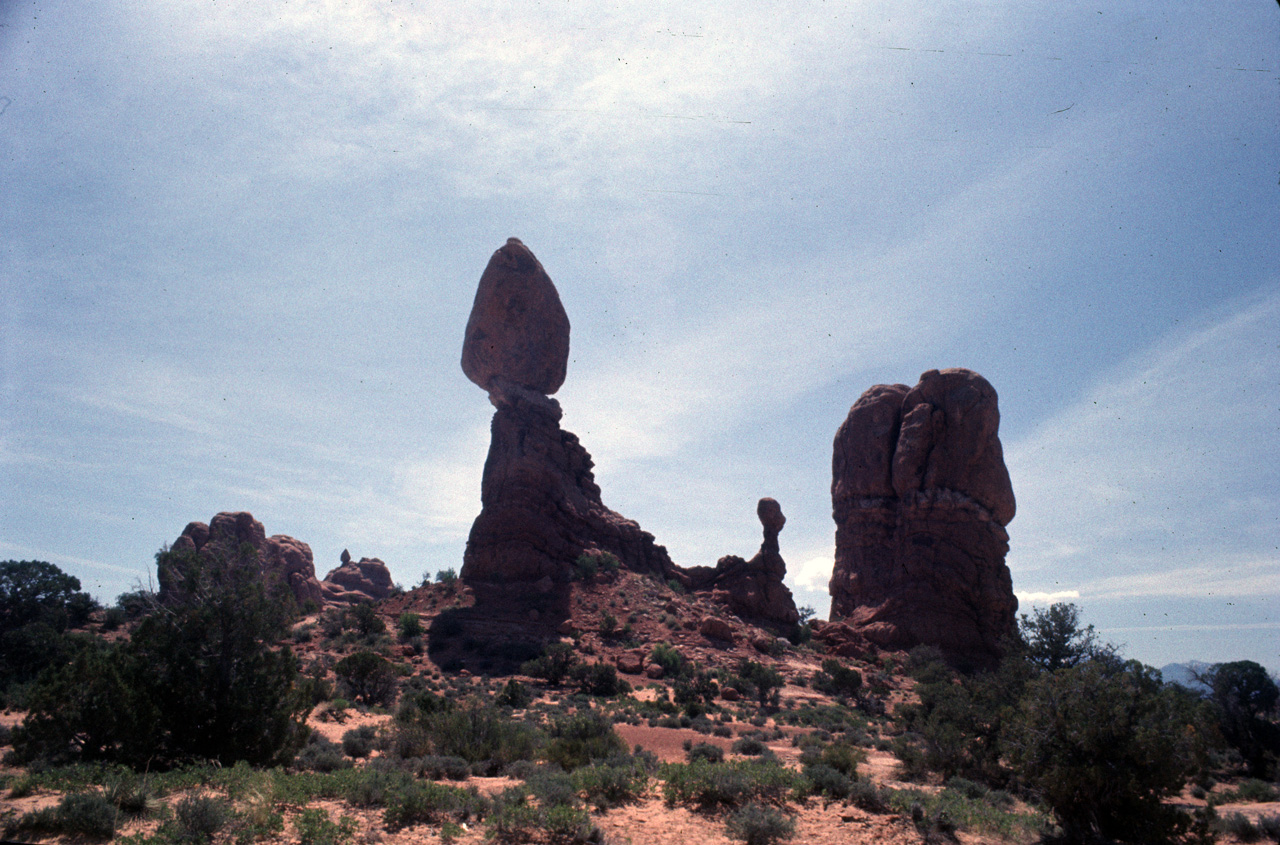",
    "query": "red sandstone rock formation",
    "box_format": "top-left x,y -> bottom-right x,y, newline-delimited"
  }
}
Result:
829,368 -> 1017,667
460,241 -> 675,620
462,237 -> 570,396
321,549 -> 396,605
684,497 -> 800,631
165,511 -> 325,607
